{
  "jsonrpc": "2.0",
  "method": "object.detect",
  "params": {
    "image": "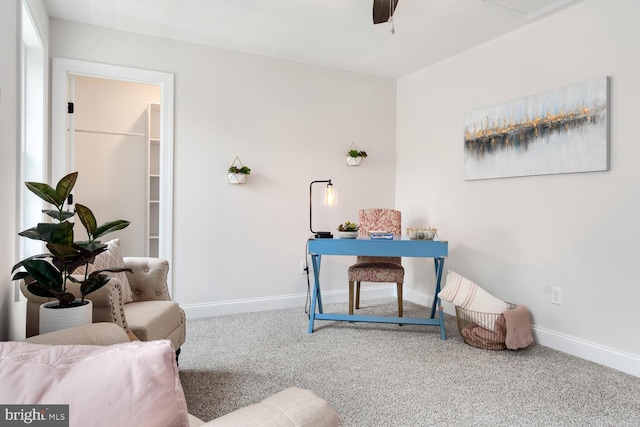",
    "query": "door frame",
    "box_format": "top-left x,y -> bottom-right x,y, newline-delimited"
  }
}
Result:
51,57 -> 175,292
